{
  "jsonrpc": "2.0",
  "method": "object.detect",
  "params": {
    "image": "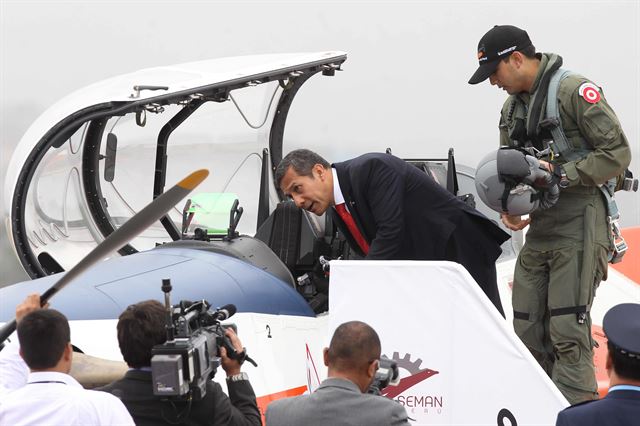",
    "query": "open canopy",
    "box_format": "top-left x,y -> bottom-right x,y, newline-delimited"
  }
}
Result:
5,51 -> 347,278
